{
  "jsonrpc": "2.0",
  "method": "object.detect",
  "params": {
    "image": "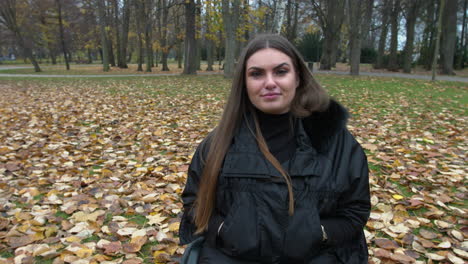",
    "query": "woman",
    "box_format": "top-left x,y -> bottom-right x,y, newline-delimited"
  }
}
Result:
179,34 -> 371,264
